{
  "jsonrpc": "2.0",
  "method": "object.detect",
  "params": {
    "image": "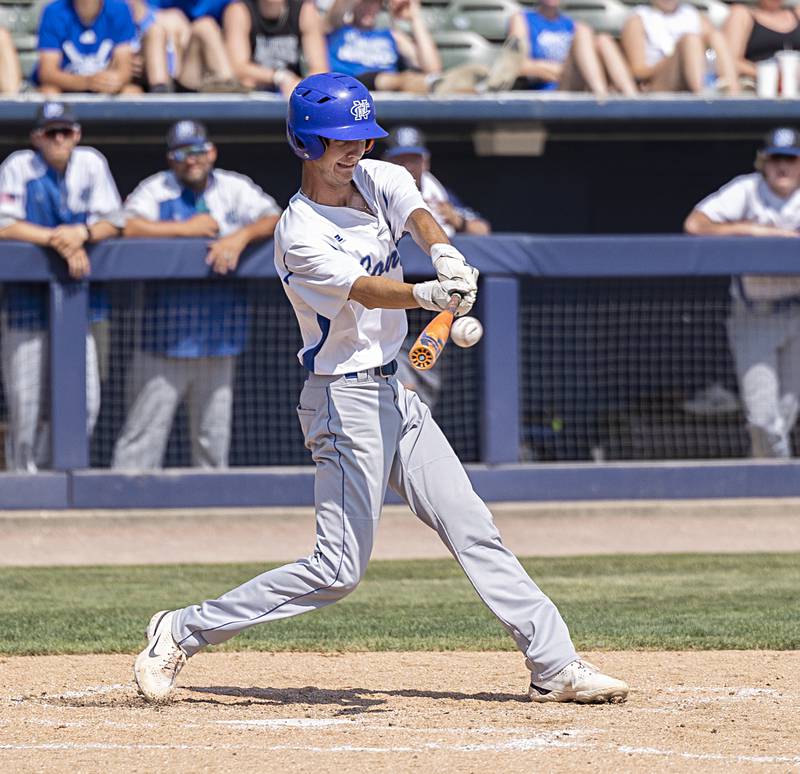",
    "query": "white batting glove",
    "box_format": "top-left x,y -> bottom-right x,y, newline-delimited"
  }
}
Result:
430,243 -> 479,293
413,279 -> 477,317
